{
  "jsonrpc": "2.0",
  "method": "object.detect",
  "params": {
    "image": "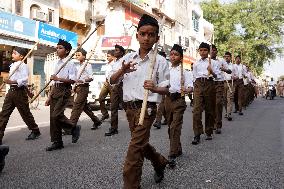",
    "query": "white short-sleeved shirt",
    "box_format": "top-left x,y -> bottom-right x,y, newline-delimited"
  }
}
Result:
110,50 -> 170,103
169,65 -> 193,93
52,57 -> 77,84
224,62 -> 236,80
9,61 -> 28,87
193,58 -> 216,81
233,63 -> 247,79
211,58 -> 228,81
75,62 -> 93,82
